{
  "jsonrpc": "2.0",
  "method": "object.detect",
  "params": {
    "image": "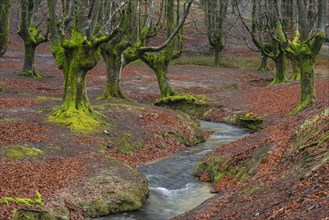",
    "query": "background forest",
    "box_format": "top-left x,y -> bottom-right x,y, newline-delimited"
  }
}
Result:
0,0 -> 328,219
